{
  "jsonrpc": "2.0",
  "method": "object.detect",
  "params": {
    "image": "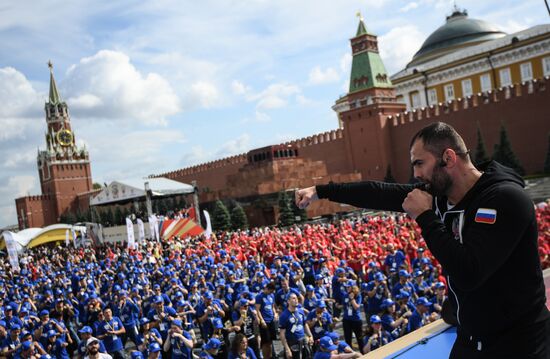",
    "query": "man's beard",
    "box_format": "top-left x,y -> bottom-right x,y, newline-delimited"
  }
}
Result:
88,346 -> 99,355
426,165 -> 452,197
